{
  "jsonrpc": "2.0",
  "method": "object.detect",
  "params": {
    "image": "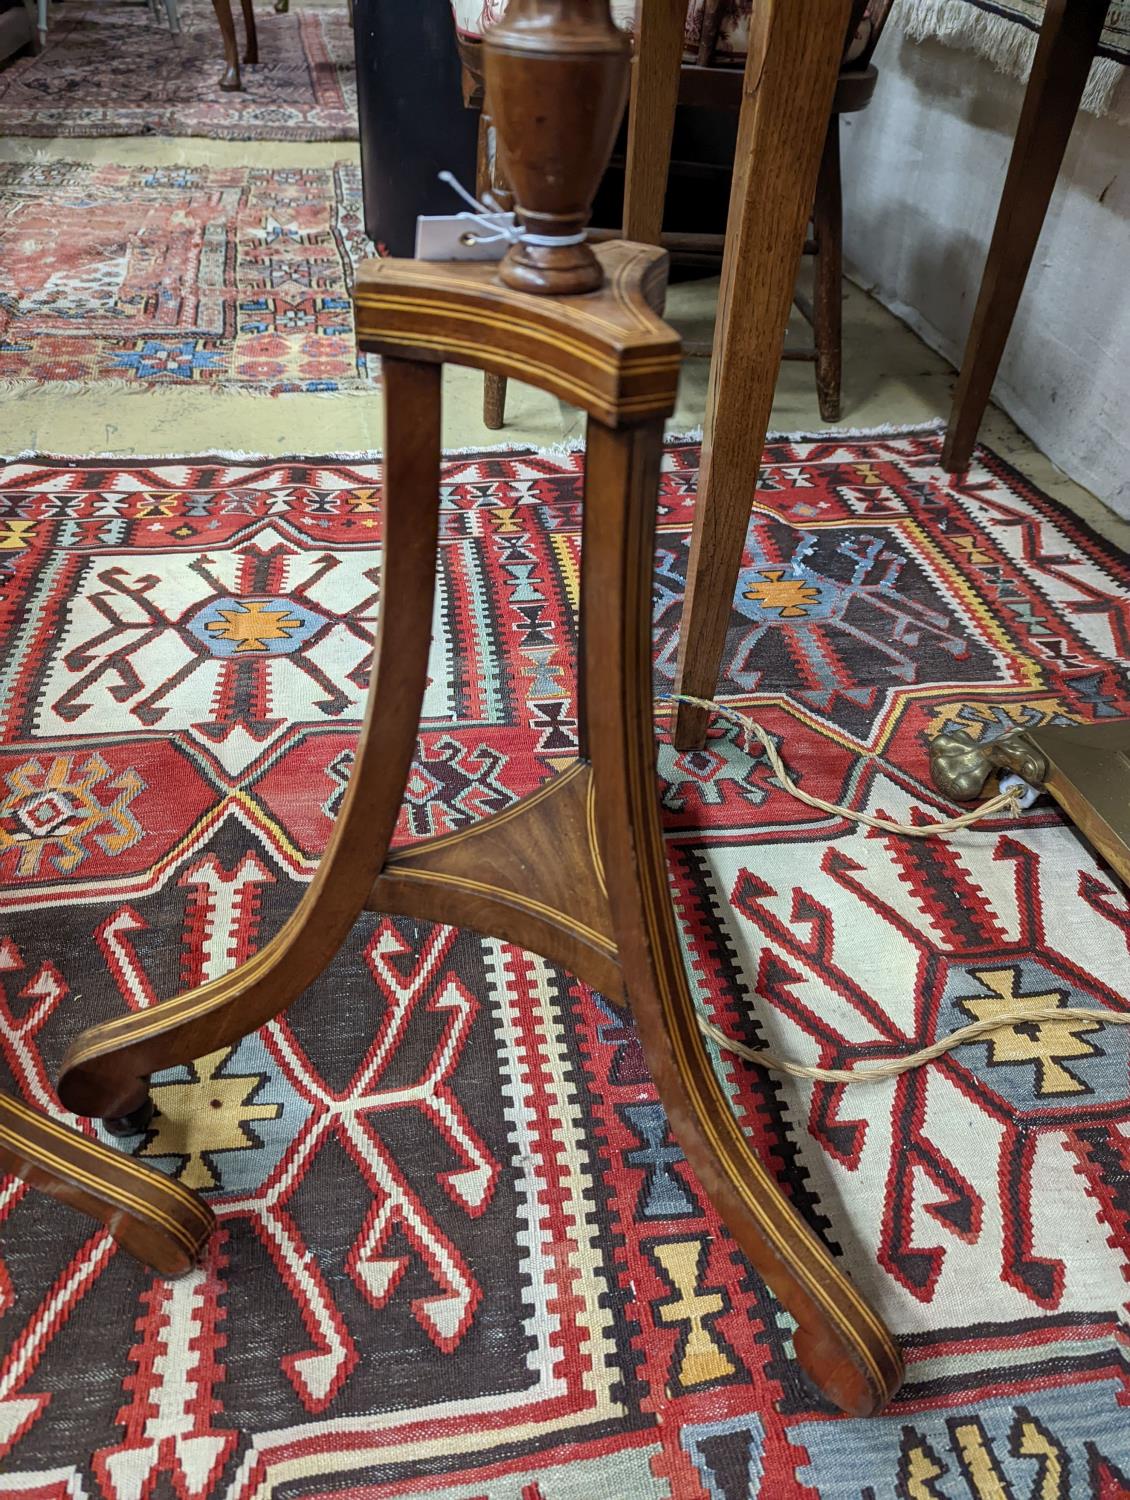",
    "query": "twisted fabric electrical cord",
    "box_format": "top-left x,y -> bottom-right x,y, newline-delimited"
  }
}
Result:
696,1010 -> 1130,1085
668,694 -> 1024,833
663,695 -> 1130,1085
